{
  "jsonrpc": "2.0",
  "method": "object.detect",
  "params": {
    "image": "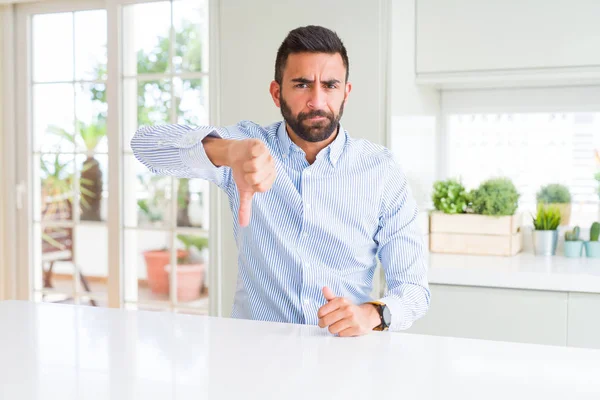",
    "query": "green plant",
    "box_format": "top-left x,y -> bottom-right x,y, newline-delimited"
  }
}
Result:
470,178 -> 520,216
536,184 -> 571,204
590,222 -> 600,242
565,226 -> 581,241
431,178 -> 469,214
176,234 -> 209,264
532,204 -> 561,230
